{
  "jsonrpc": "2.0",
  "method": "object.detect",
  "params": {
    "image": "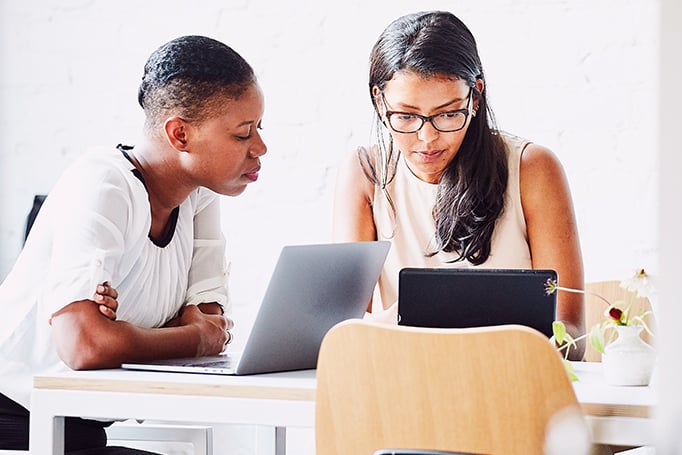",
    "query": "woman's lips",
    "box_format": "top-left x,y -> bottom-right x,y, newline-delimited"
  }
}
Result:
244,166 -> 261,182
414,149 -> 445,162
